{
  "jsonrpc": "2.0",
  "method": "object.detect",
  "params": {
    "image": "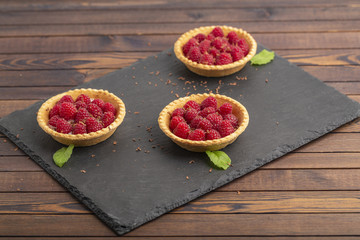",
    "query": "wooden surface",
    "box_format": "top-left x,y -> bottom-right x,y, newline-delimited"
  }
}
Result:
1,0 -> 360,238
